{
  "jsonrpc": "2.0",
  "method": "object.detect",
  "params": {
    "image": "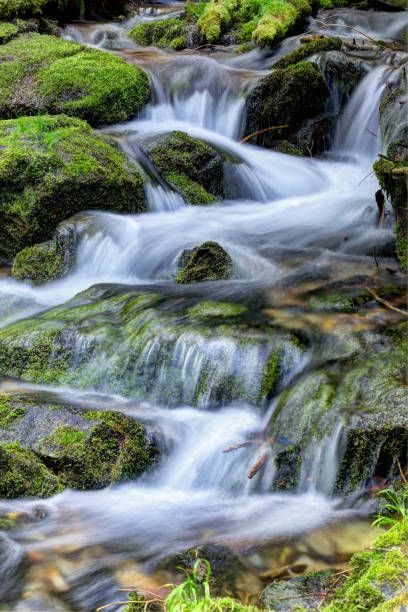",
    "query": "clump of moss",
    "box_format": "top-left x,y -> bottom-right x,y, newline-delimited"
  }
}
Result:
0,114 -> 146,262
260,348 -> 282,399
0,33 -> 150,126
0,395 -> 27,428
145,131 -> 224,205
12,240 -> 64,284
129,17 -> 188,49
0,0 -> 48,19
197,0 -> 312,47
0,441 -> 62,498
244,61 -> 330,148
373,146 -> 408,272
273,36 -> 342,69
176,241 -> 233,283
0,0 -> 129,21
323,518 -> 408,611
0,21 -> 18,42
